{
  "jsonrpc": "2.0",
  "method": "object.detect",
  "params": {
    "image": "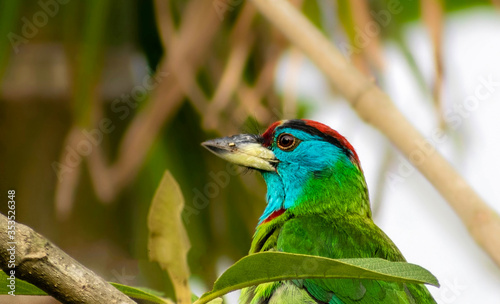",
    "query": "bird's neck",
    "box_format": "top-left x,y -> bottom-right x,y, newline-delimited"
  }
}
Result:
259,160 -> 371,224
250,211 -> 292,253
251,162 -> 371,254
